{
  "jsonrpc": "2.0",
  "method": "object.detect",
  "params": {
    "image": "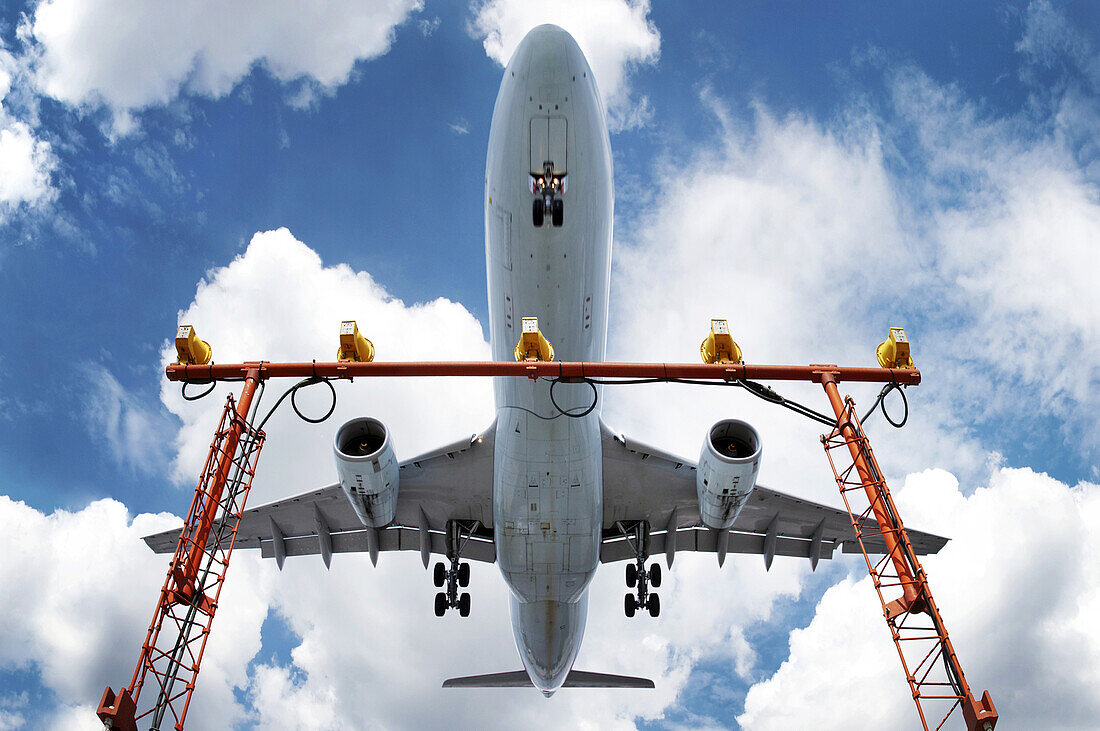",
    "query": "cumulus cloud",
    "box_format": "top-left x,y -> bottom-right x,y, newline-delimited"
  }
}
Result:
159,227 -> 495,499
0,496 -> 274,729
738,467 -> 1100,729
19,0 -> 424,130
470,0 -> 660,130
0,47 -> 56,221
